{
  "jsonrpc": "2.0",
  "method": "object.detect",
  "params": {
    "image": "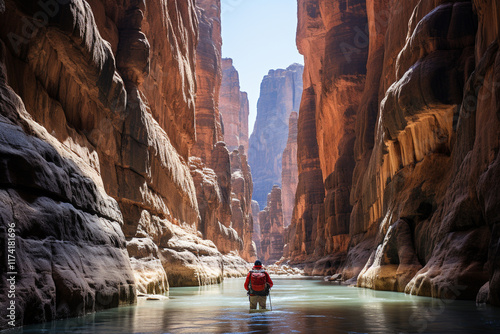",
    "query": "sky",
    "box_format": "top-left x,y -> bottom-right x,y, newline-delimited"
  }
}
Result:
221,0 -> 304,135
